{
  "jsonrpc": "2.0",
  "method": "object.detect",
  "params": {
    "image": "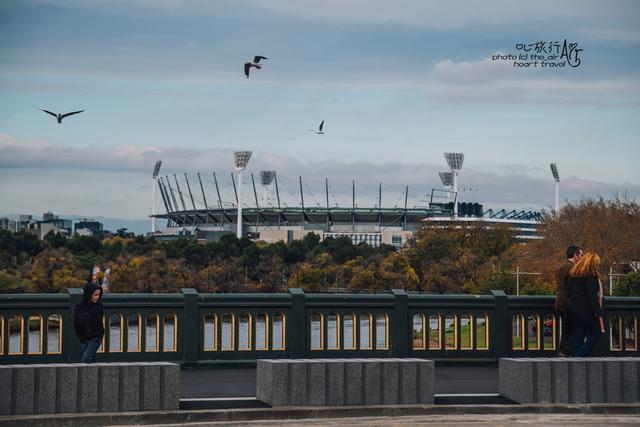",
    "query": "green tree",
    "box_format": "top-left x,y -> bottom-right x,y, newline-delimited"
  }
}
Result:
614,271 -> 640,297
0,270 -> 29,293
69,235 -> 101,255
406,222 -> 517,294
44,230 -> 67,248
